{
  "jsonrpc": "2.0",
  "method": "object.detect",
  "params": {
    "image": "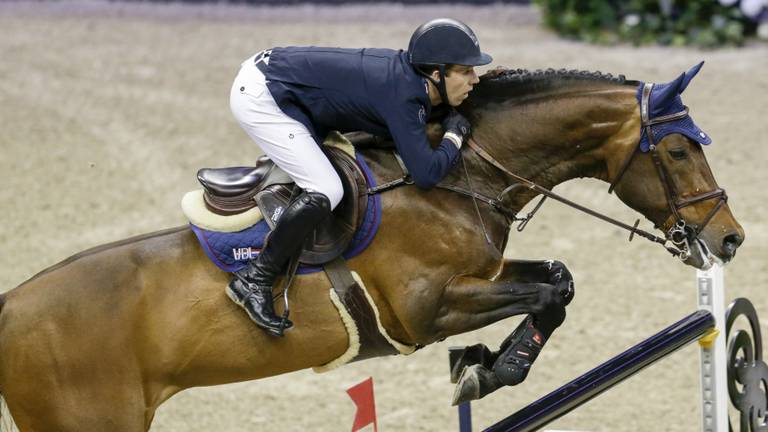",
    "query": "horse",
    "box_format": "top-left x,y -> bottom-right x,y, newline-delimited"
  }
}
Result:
0,62 -> 744,431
